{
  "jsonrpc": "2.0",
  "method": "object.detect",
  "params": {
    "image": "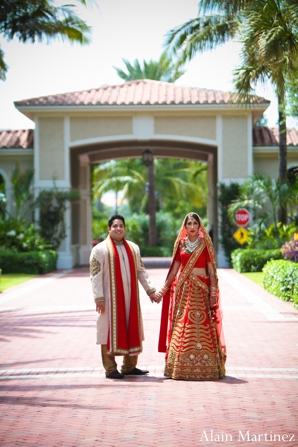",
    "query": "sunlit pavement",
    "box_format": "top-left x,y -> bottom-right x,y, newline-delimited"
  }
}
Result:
0,265 -> 297,447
